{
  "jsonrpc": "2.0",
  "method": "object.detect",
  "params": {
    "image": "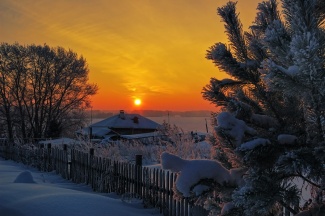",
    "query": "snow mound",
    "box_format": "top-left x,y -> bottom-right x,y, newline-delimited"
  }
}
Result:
161,152 -> 186,172
228,168 -> 246,186
13,171 -> 36,183
238,138 -> 270,151
277,134 -> 297,145
221,202 -> 235,215
161,152 -> 231,197
250,114 -> 278,129
286,65 -> 299,76
192,185 -> 210,196
216,112 -> 256,147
